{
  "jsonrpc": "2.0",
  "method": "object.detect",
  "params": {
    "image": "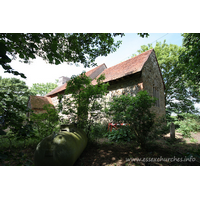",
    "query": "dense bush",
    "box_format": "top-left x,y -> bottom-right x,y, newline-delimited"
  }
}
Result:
104,125 -> 135,142
105,90 -> 156,149
86,122 -> 108,140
